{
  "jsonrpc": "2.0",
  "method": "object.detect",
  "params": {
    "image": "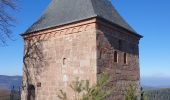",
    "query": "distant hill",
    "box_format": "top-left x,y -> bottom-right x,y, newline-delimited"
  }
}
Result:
141,77 -> 170,89
0,75 -> 170,91
0,75 -> 22,90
